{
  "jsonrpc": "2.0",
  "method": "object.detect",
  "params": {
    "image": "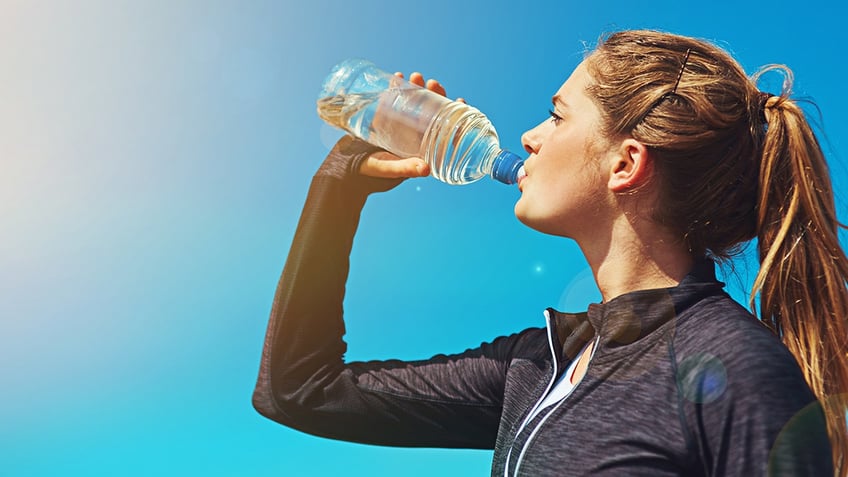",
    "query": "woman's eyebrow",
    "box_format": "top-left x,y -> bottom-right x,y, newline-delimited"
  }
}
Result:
551,95 -> 569,109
